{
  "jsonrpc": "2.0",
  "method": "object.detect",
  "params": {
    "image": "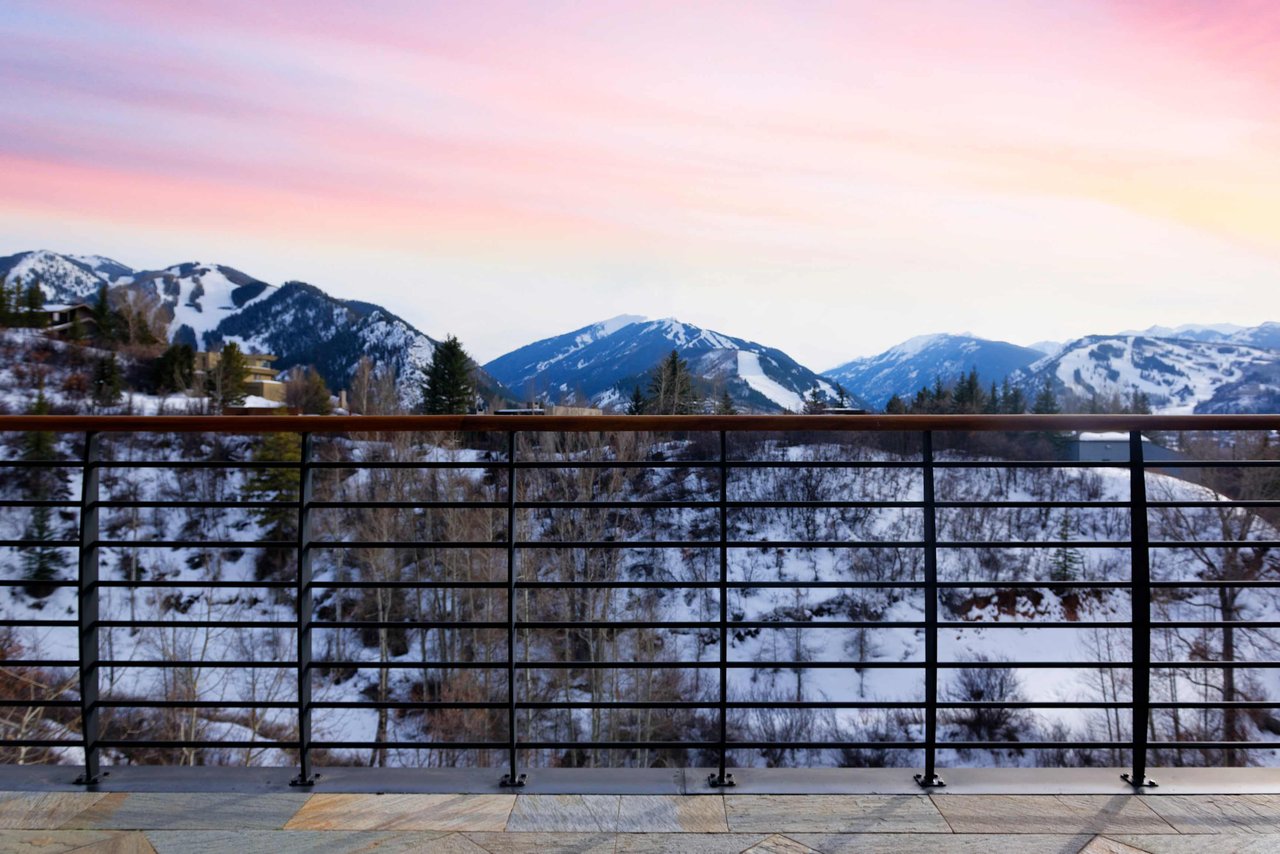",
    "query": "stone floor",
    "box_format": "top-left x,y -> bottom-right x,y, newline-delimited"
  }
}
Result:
3,791 -> 1280,852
